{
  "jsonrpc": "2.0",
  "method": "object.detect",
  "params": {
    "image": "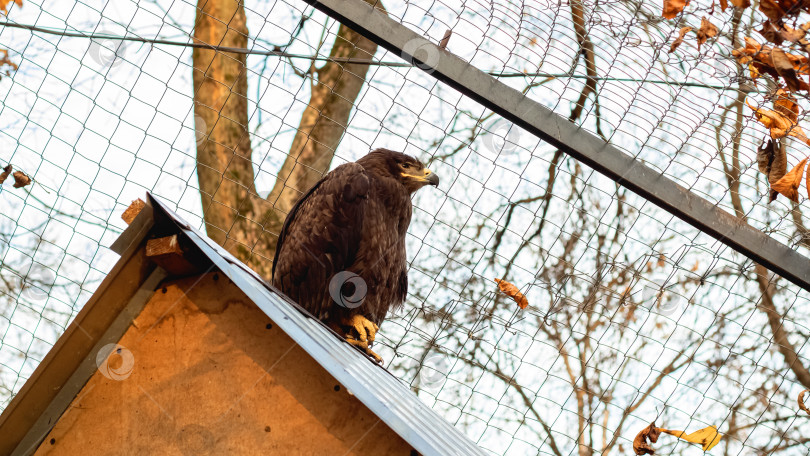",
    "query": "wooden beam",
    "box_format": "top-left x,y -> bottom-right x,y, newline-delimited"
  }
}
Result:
121,199 -> 146,225
145,235 -> 201,277
146,235 -> 183,256
110,199 -> 154,255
